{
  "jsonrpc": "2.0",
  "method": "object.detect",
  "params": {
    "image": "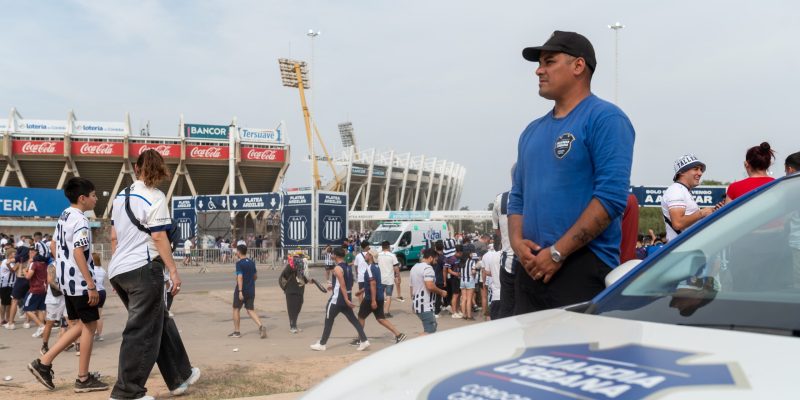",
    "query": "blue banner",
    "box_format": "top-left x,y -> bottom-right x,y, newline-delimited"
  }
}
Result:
229,193 -> 281,211
171,197 -> 196,242
631,186 -> 726,208
317,192 -> 347,246
0,187 -> 69,217
195,195 -> 229,212
282,192 -> 312,247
